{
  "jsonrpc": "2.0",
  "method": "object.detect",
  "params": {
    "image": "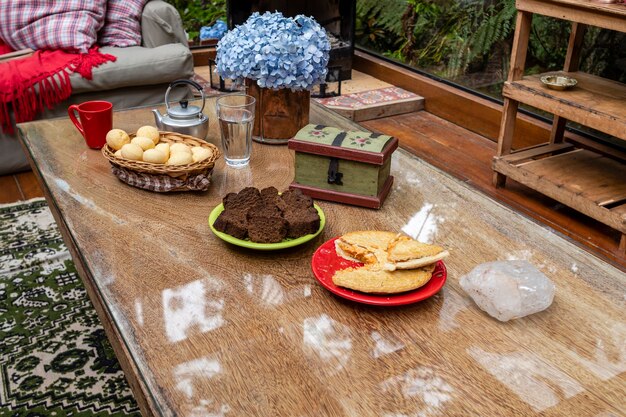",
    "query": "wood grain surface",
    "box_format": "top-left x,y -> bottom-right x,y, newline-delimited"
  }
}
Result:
505,72 -> 626,142
247,81 -> 311,140
17,98 -> 626,417
516,0 -> 626,32
494,149 -> 626,233
0,175 -> 22,203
